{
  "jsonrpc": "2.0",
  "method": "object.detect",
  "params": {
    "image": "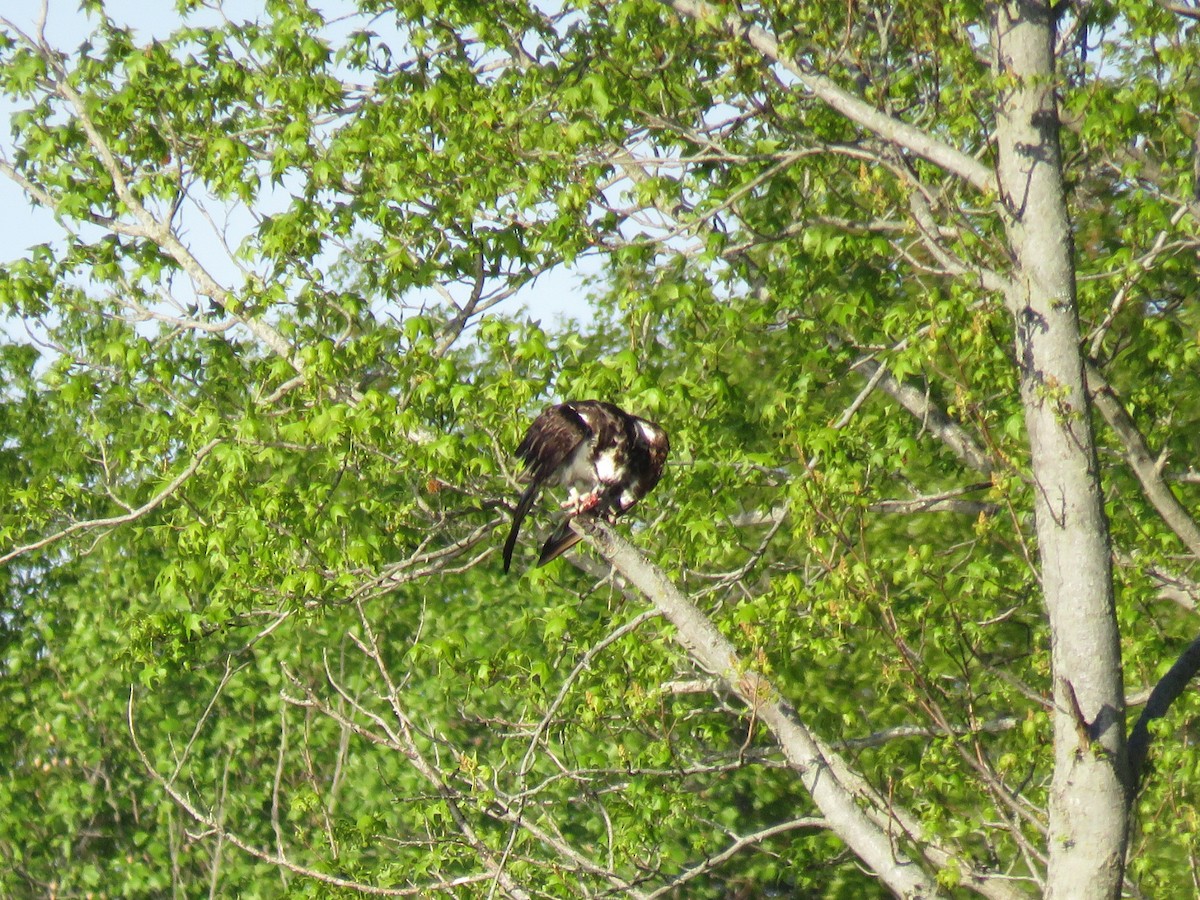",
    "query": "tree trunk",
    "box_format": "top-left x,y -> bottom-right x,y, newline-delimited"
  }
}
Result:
990,3 -> 1130,896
